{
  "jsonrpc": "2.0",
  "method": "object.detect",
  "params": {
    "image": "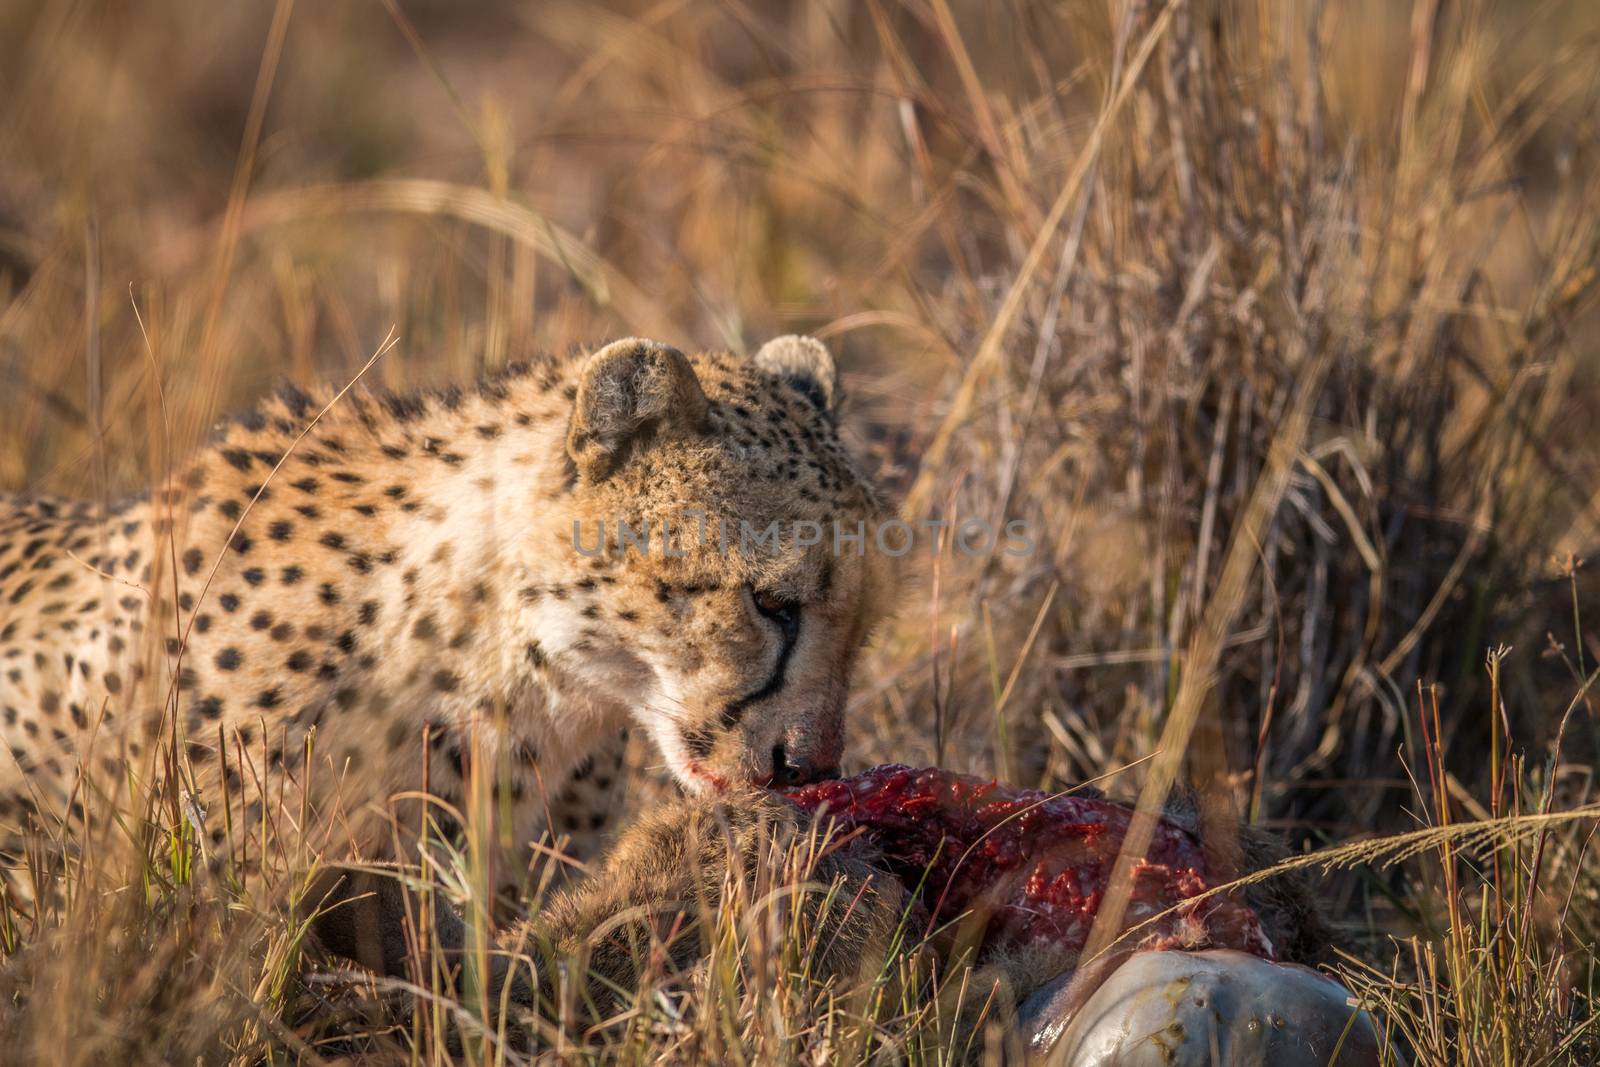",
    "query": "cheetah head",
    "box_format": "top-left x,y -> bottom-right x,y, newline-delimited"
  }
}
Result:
560,336 -> 899,793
